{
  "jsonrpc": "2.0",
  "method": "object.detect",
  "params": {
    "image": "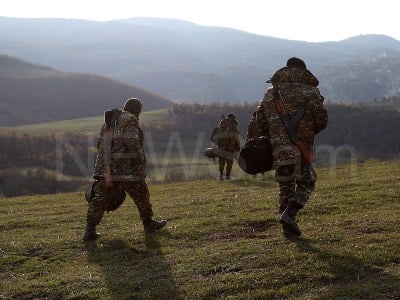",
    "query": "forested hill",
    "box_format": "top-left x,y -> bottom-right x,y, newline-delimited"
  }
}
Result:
0,55 -> 173,126
1,17 -> 400,103
0,100 -> 399,197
